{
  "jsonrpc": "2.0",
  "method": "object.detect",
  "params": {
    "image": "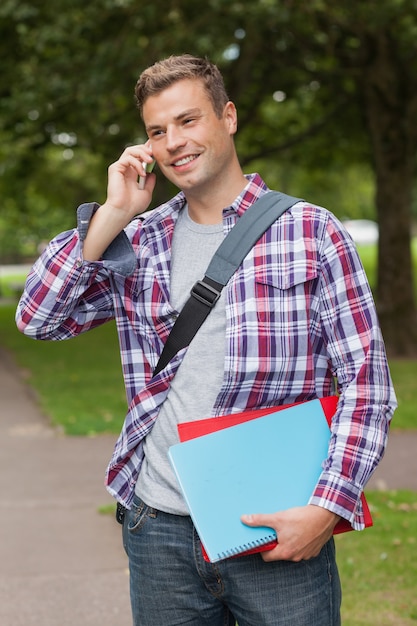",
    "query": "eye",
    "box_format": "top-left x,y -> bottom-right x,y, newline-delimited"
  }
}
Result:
149,129 -> 165,139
